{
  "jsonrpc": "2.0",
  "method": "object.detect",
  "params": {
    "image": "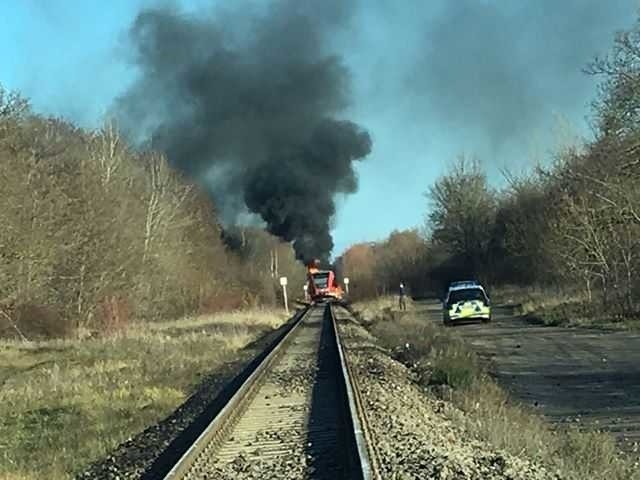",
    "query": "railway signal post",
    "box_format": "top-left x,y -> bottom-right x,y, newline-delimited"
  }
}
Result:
344,277 -> 350,295
279,276 -> 289,314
